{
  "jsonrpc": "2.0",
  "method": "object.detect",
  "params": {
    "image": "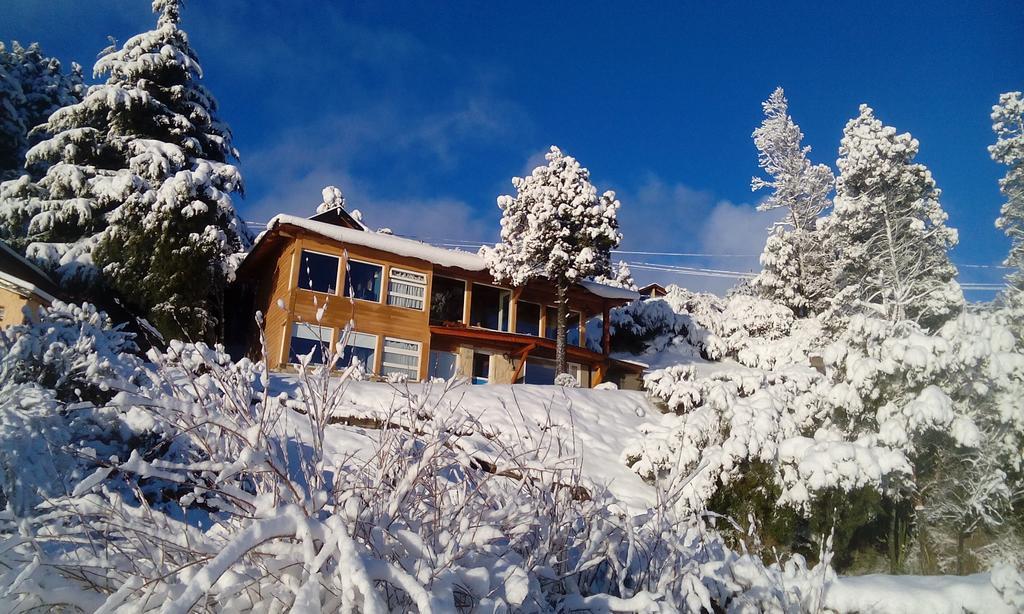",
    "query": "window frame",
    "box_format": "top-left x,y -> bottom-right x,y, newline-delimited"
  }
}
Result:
429,275 -> 467,324
386,266 -> 428,311
470,282 -> 512,332
288,322 -> 334,366
339,330 -> 379,374
544,306 -> 583,345
346,257 -> 385,304
471,350 -> 491,385
381,336 -> 422,381
515,300 -> 542,336
296,249 -> 342,296
521,357 -> 582,386
428,350 -> 459,380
